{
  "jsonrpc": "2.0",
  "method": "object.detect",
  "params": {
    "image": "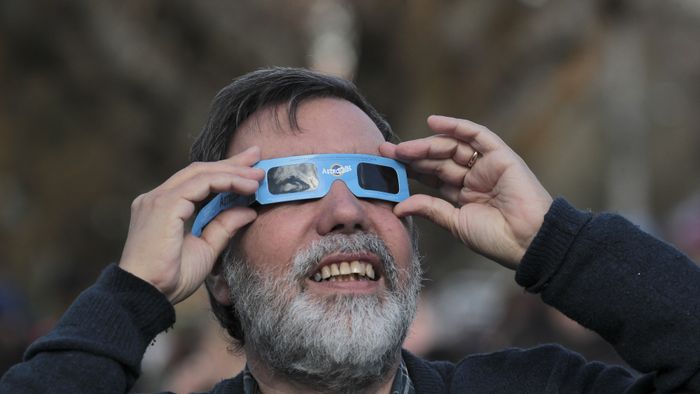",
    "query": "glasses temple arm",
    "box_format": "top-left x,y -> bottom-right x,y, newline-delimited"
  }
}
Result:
191,193 -> 253,237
